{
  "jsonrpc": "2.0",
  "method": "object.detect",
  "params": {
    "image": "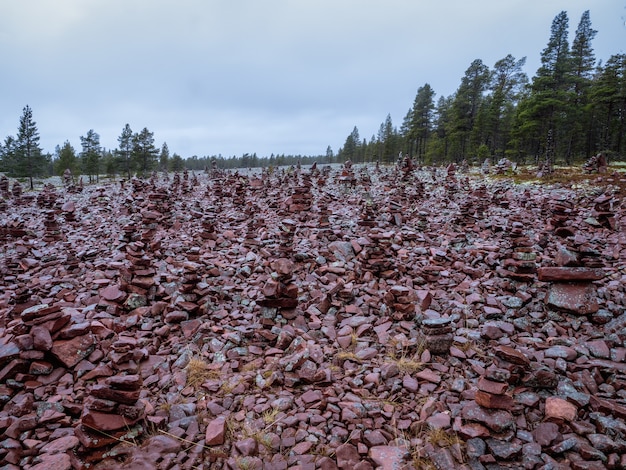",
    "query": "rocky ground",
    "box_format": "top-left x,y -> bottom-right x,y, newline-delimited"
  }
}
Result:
0,163 -> 625,470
